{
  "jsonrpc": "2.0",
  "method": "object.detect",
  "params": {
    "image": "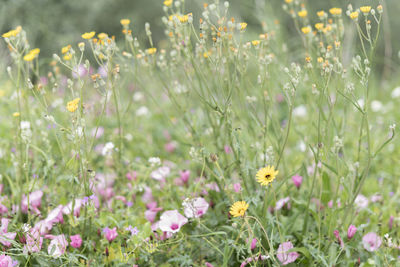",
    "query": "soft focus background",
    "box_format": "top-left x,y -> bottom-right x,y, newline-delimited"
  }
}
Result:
1,0 -> 398,79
